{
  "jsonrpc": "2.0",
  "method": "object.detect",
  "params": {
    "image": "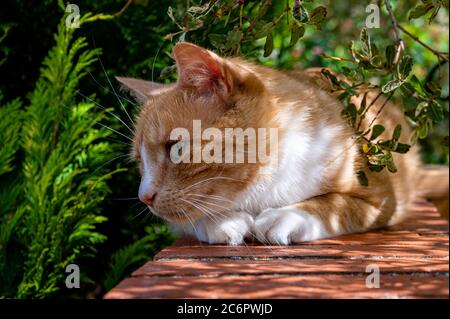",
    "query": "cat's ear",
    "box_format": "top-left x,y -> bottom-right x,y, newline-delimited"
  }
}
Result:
115,77 -> 172,104
172,42 -> 235,96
